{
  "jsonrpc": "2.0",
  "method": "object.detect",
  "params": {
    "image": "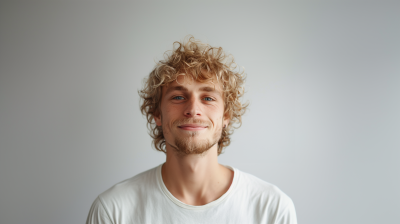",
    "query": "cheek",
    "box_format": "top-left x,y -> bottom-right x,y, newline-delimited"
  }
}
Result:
160,111 -> 175,135
210,116 -> 224,129
161,122 -> 173,142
